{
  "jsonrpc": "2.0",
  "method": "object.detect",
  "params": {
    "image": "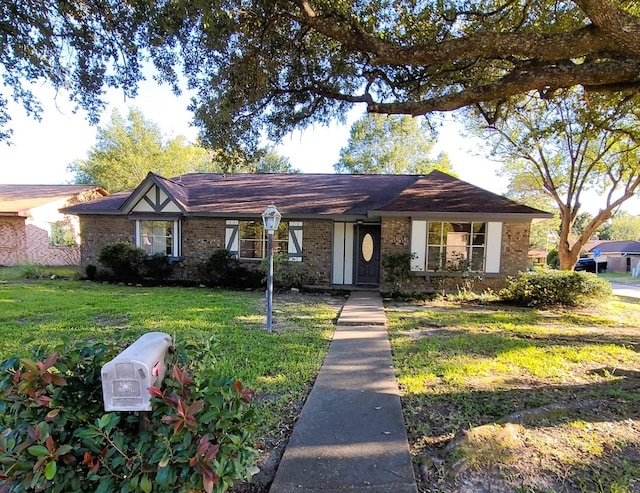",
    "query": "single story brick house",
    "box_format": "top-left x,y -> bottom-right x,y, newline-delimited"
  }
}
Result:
0,184 -> 108,266
62,171 -> 551,291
